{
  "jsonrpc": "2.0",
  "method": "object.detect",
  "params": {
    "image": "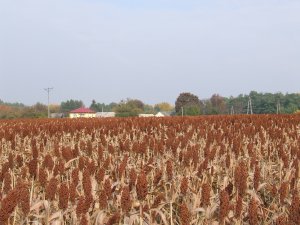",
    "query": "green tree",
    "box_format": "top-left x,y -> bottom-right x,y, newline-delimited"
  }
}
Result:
90,100 -> 118,112
90,100 -> 98,111
175,92 -> 202,116
281,93 -> 300,114
154,102 -> 174,112
114,99 -> 145,117
60,100 -> 84,113
127,99 -> 144,110
225,91 -> 300,114
144,104 -> 155,114
227,94 -> 248,114
184,105 -> 201,116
